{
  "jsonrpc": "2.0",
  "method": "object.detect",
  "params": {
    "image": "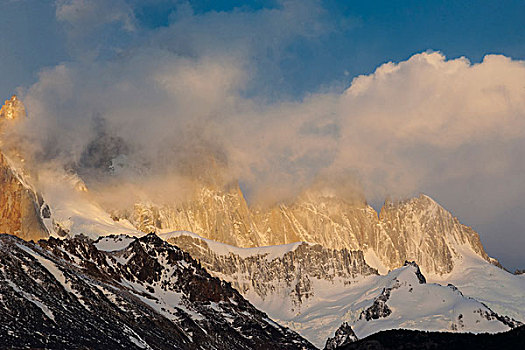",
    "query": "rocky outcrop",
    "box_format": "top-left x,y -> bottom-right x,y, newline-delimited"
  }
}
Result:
359,287 -> 392,321
403,261 -> 426,283
121,184 -> 491,275
0,151 -> 48,241
0,233 -> 315,349
324,323 -> 358,350
164,232 -> 377,309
